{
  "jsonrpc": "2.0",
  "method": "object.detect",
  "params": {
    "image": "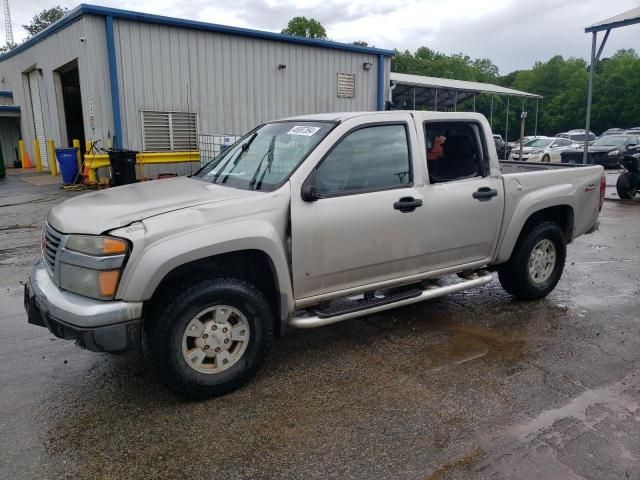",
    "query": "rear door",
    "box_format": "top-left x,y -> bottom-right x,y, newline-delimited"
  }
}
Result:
290,114 -> 427,300
419,120 -> 504,270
